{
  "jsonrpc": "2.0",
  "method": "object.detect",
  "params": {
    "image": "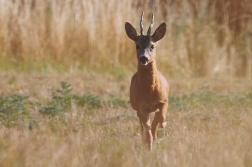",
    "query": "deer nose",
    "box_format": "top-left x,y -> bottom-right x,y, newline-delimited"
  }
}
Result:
139,55 -> 149,65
